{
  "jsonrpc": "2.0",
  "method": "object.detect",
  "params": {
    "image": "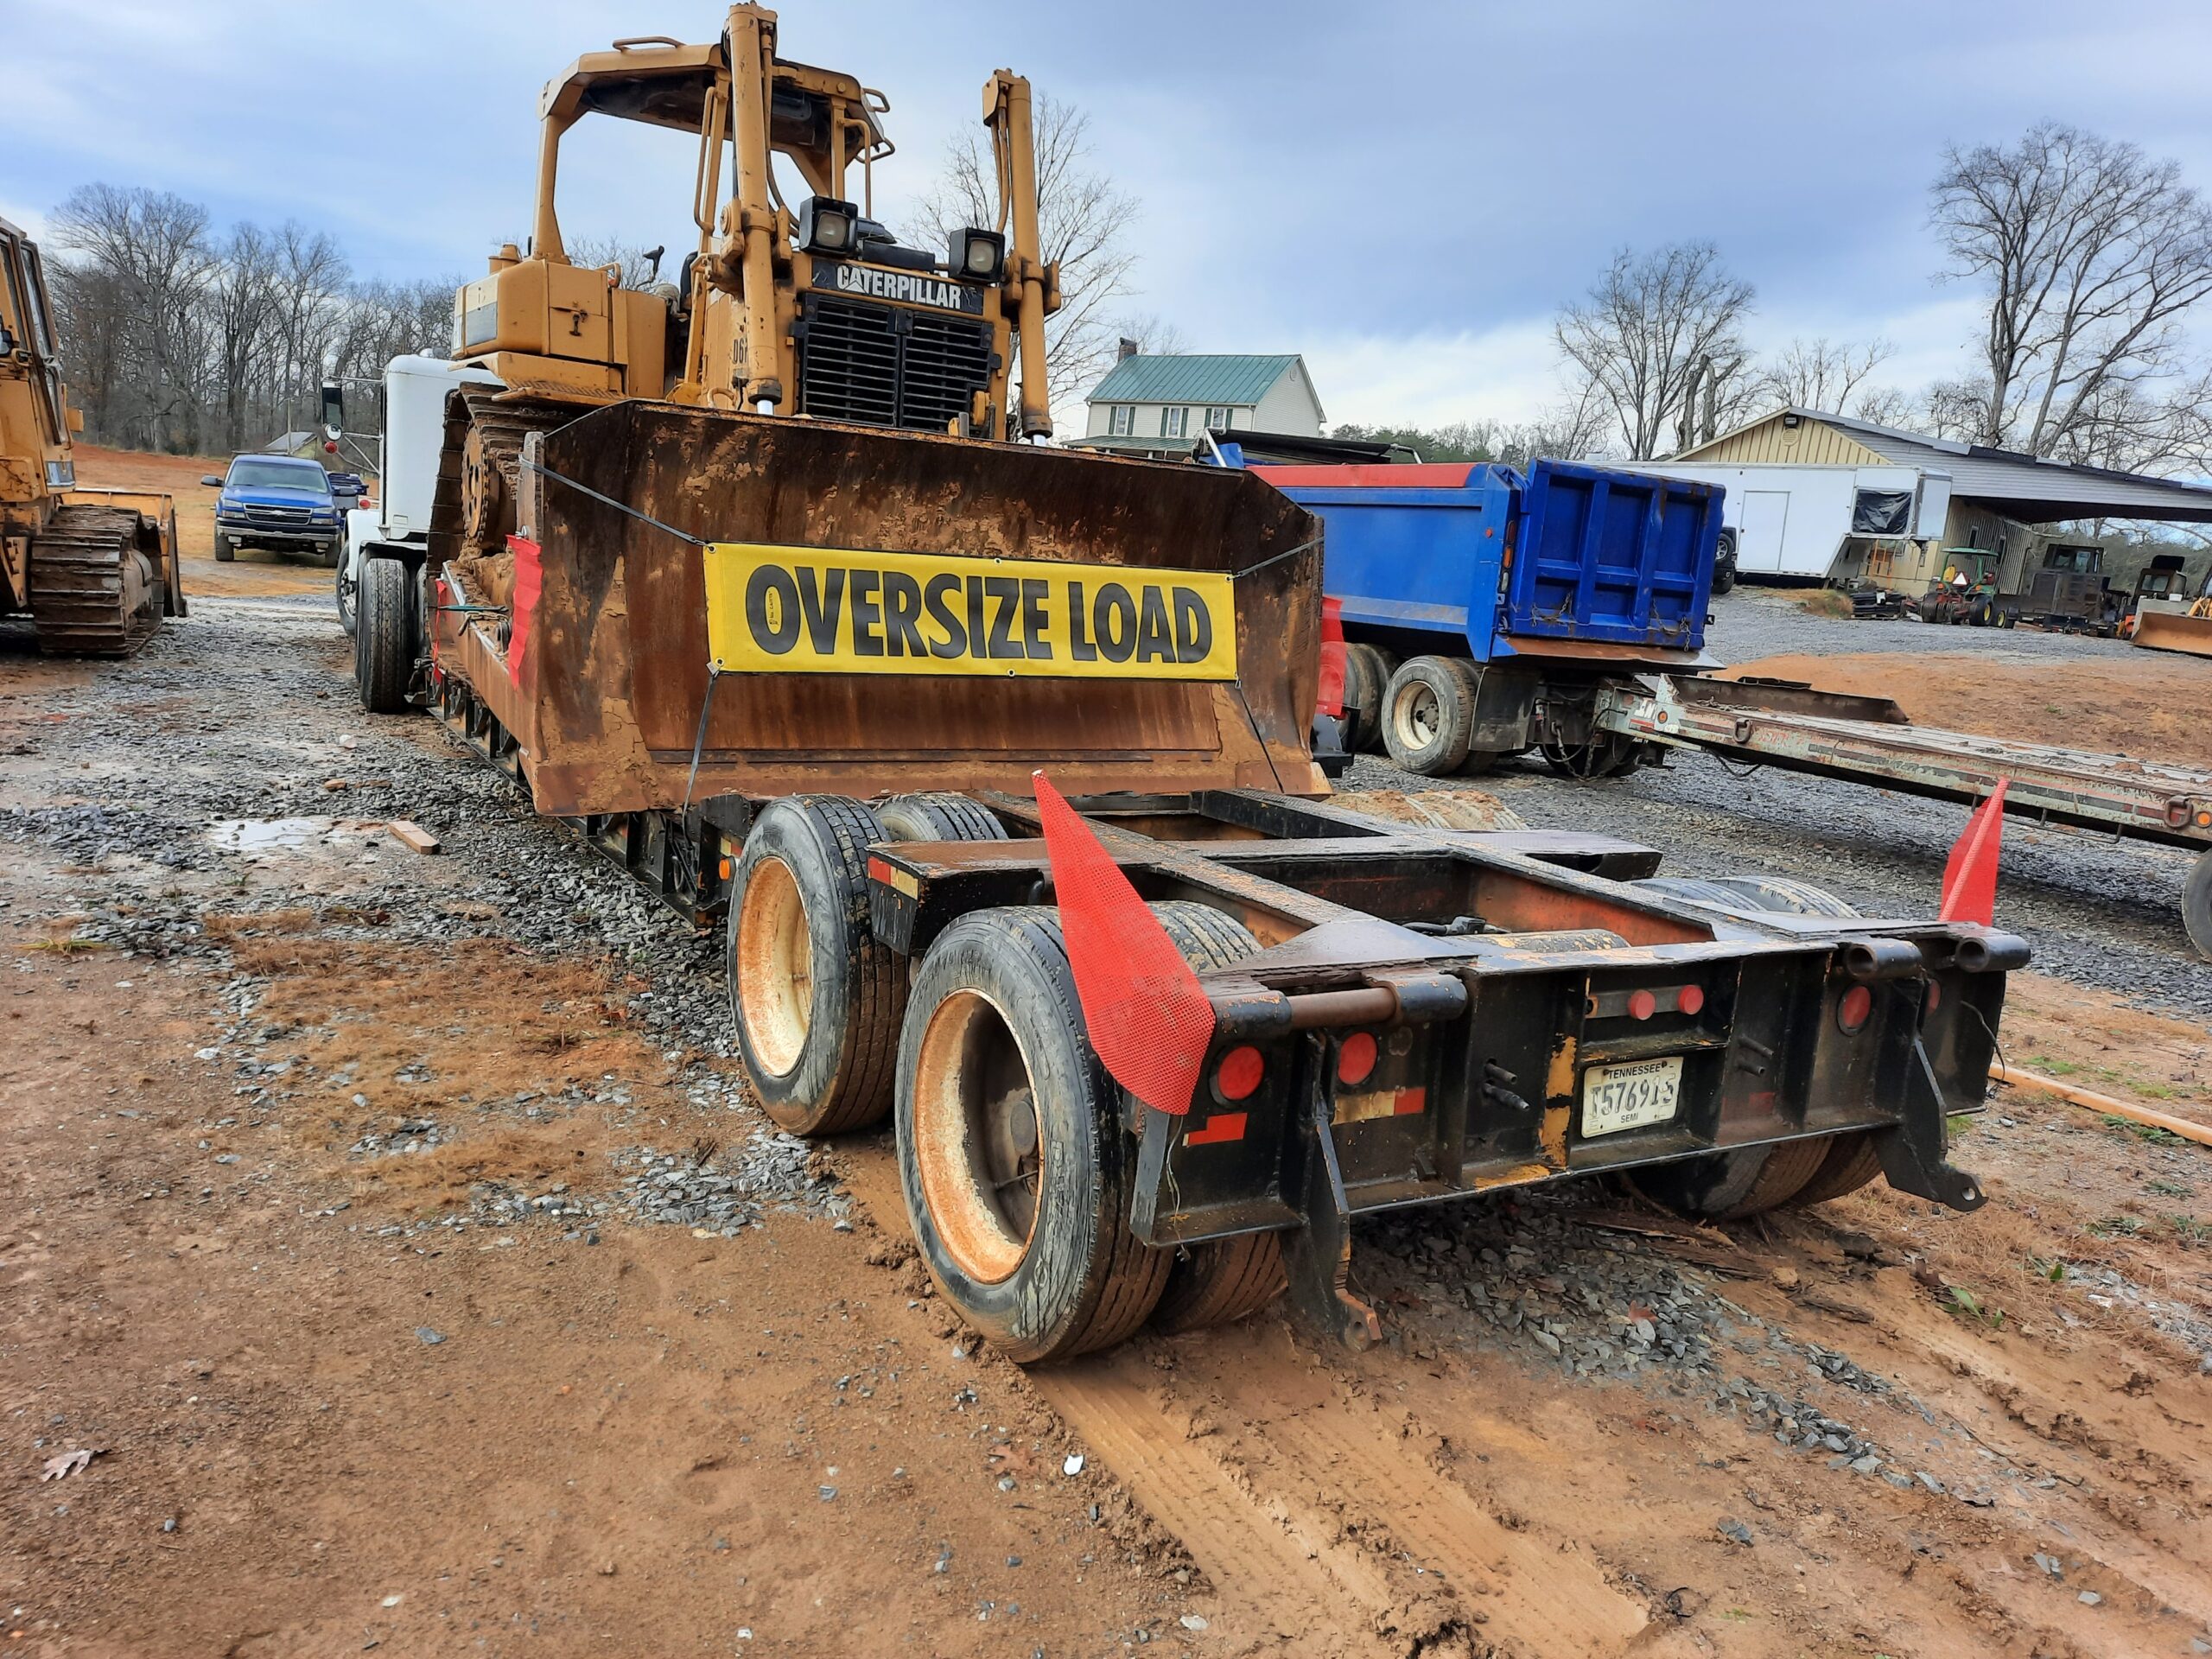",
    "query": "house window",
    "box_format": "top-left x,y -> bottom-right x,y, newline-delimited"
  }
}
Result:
1205,406 -> 1232,432
1107,404 -> 1134,437
1161,405 -> 1189,438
